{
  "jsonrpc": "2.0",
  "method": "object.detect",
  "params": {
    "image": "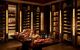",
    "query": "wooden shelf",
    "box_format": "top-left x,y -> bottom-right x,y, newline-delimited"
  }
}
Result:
8,4 -> 17,34
0,1 -> 6,41
22,4 -> 31,30
61,1 -> 73,43
51,3 -> 60,40
33,6 -> 41,34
